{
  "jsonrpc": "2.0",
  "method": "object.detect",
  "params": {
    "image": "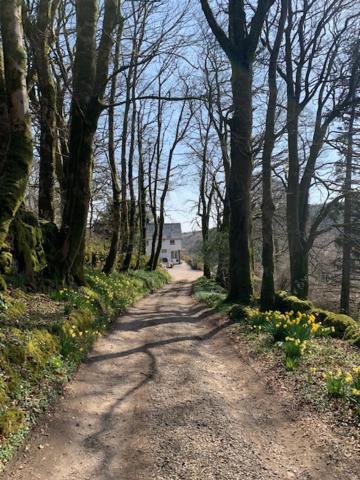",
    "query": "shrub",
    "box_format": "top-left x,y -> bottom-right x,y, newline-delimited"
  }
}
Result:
193,277 -> 225,294
193,277 -> 227,310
